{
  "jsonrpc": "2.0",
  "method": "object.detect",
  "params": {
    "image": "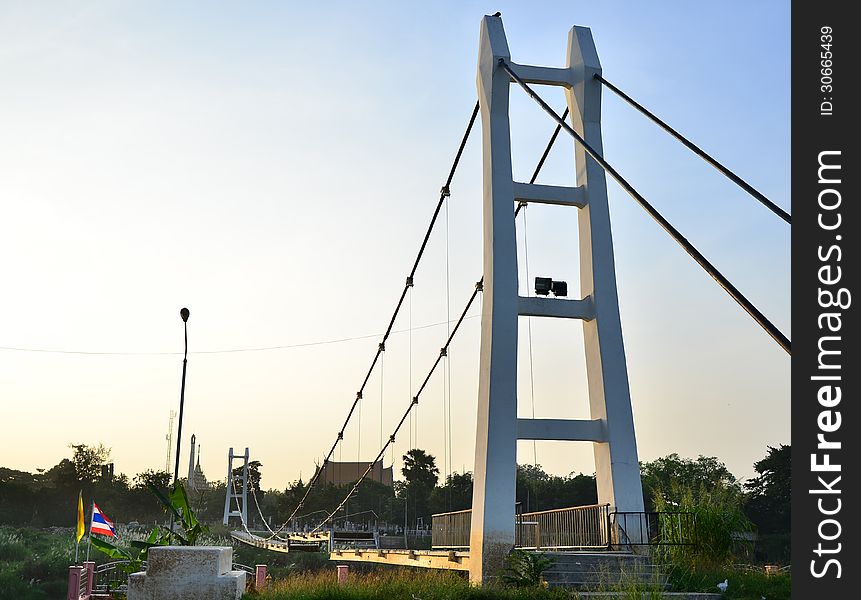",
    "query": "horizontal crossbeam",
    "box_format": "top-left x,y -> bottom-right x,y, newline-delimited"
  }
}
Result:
506,61 -> 573,87
518,296 -> 594,320
513,182 -> 586,208
517,418 -> 607,442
